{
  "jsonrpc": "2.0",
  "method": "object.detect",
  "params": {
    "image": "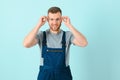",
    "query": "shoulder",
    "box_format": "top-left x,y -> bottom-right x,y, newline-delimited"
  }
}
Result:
63,30 -> 74,44
37,29 -> 49,35
62,30 -> 74,40
61,30 -> 72,34
60,30 -> 73,38
64,31 -> 73,37
36,30 -> 48,39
